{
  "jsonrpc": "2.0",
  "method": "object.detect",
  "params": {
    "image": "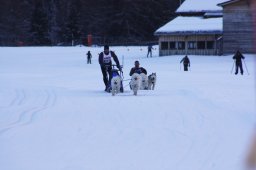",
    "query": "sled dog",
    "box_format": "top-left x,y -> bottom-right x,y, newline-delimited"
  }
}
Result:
130,73 -> 141,95
111,76 -> 121,96
140,73 -> 148,90
148,73 -> 157,90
